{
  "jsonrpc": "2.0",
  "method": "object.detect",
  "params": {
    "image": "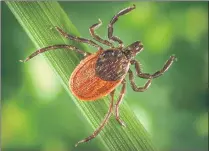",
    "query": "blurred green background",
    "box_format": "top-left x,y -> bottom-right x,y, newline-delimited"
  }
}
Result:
1,1 -> 208,151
